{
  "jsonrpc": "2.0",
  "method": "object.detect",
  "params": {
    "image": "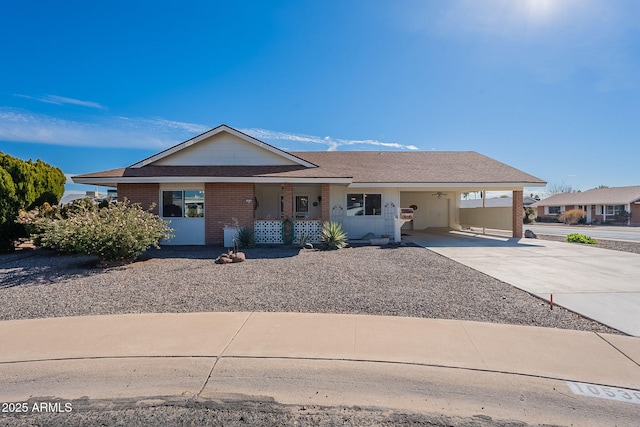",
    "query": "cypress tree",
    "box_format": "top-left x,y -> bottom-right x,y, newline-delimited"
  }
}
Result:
0,152 -> 66,250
